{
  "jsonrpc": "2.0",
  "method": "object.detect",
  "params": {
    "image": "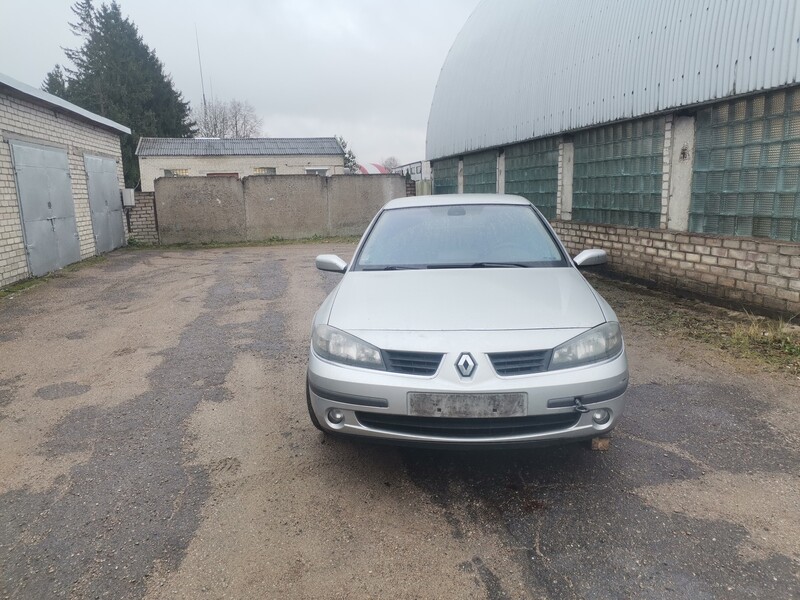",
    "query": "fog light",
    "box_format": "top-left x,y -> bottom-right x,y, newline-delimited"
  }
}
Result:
328,408 -> 344,424
592,409 -> 610,425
